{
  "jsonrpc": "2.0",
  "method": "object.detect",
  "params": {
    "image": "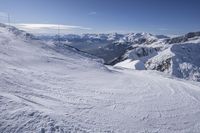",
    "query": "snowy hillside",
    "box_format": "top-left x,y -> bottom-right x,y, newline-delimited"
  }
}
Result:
1,24 -> 200,132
